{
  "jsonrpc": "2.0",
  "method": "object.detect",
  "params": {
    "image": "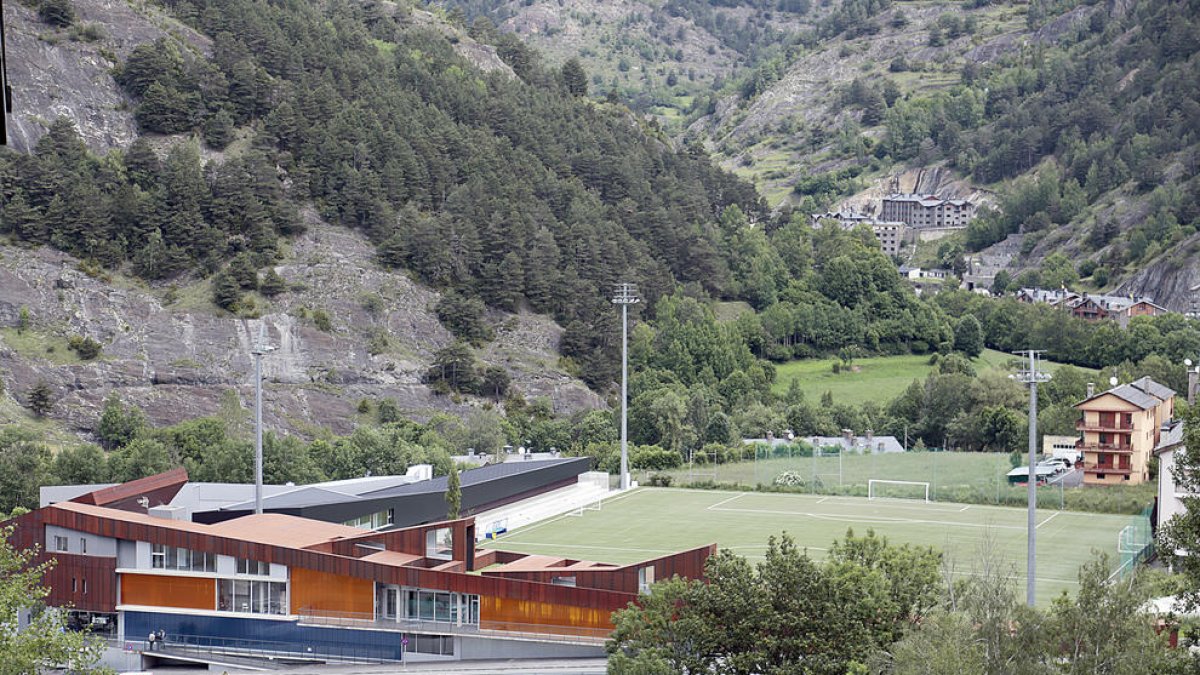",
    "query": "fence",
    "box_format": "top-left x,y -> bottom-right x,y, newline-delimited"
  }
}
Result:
1109,504 -> 1155,582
